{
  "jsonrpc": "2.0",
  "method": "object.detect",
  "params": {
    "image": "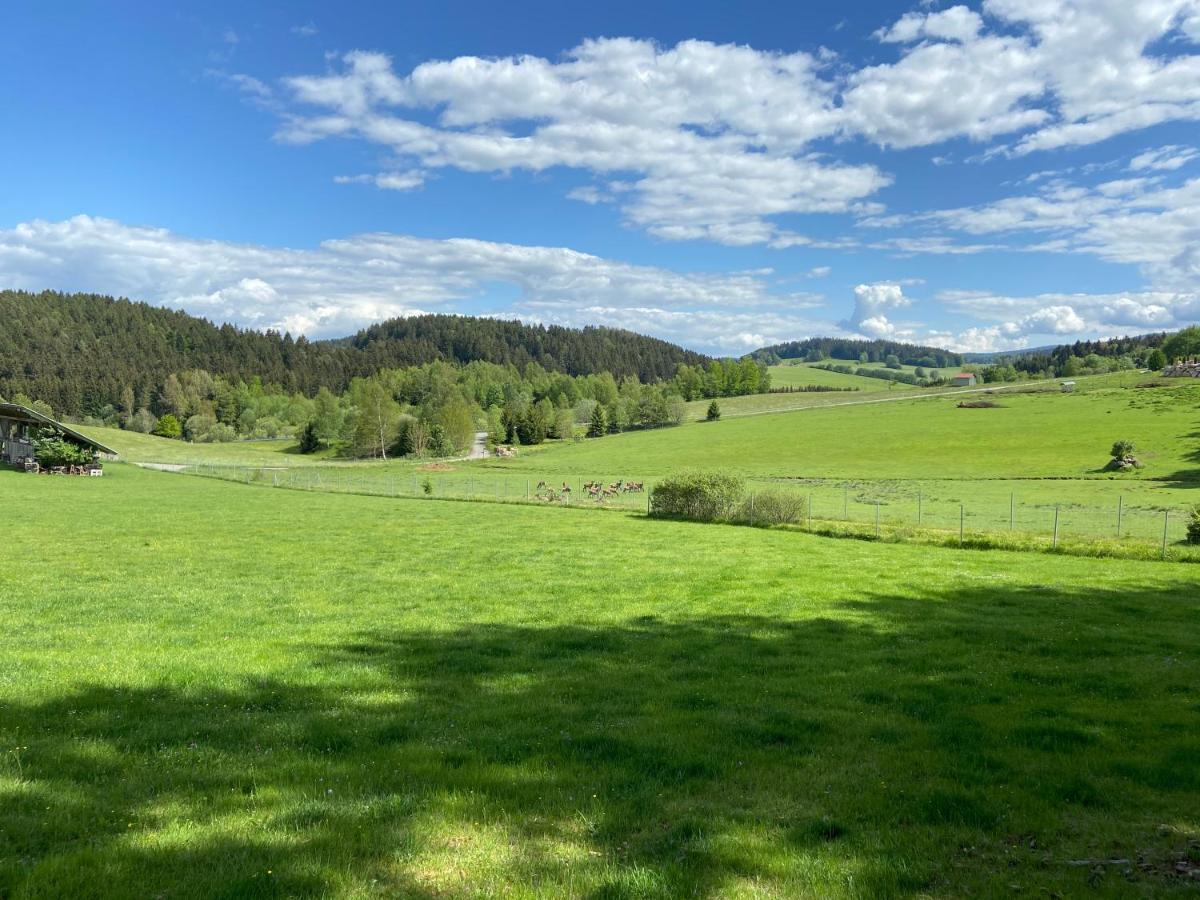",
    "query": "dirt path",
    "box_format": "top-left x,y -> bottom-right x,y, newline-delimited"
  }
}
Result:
467,432 -> 489,460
